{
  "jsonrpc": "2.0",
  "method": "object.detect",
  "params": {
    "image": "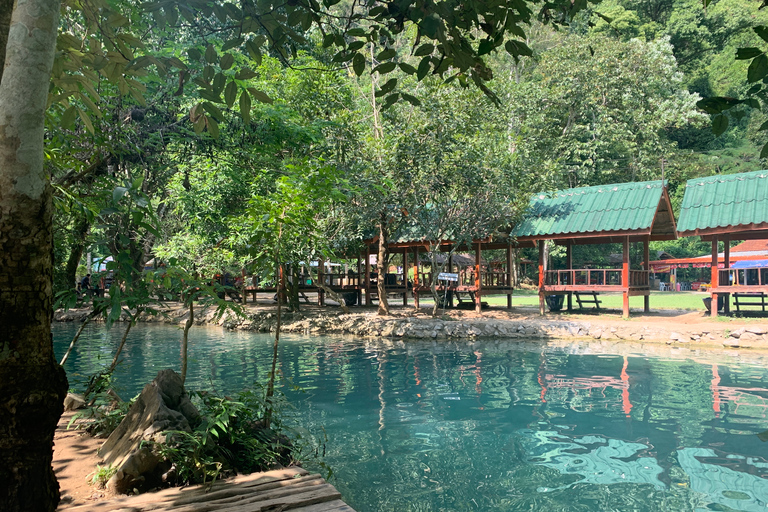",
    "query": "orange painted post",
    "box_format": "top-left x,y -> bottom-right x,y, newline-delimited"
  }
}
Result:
538,241 -> 545,315
566,241 -> 573,312
475,243 -> 482,313
711,238 -> 719,318
506,244 -> 513,309
643,236 -> 650,313
622,237 -> 630,318
723,238 -> 730,314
